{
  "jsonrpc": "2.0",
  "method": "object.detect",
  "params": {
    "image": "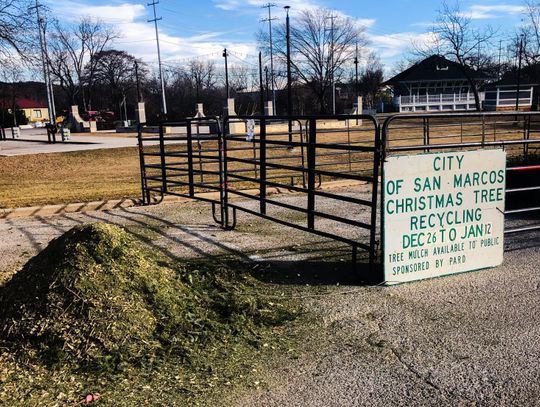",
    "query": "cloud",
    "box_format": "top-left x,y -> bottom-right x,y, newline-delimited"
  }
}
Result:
214,0 -> 321,13
45,0 -> 257,68
368,32 -> 437,59
467,4 -> 525,20
50,0 -> 146,23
